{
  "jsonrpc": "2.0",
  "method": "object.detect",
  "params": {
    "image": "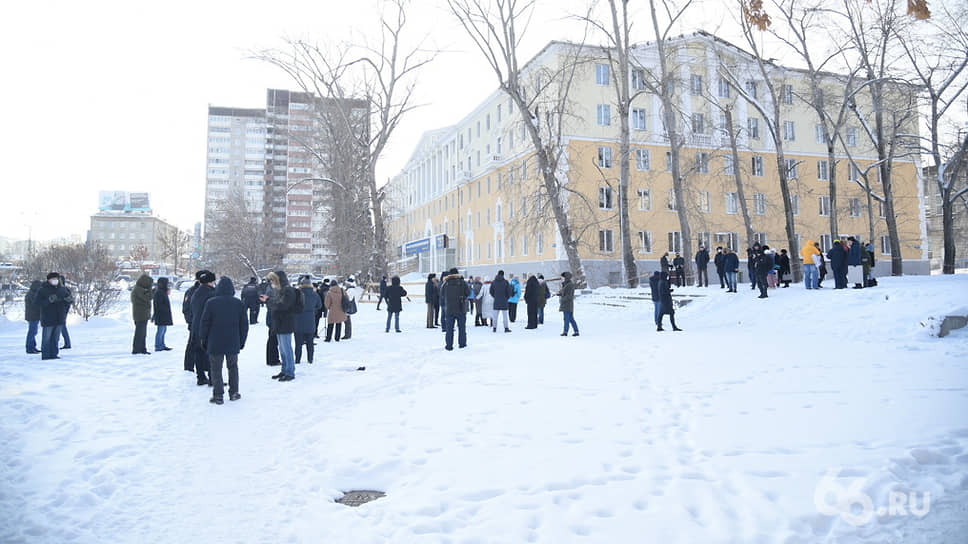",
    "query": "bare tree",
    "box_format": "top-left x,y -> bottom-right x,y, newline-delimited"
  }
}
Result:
205,186 -> 274,279
26,243 -> 121,321
718,1 -> 804,282
448,0 -> 590,286
159,228 -> 192,276
895,2 -> 968,274
722,107 -> 757,246
256,0 -> 435,279
842,0 -> 920,275
130,244 -> 149,272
